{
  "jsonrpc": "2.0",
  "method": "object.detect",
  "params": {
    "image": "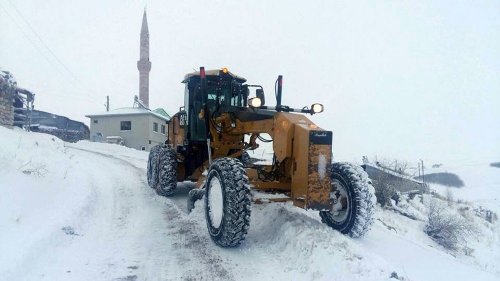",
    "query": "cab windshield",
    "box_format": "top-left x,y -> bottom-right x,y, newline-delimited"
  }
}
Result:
206,79 -> 245,109
184,75 -> 247,142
